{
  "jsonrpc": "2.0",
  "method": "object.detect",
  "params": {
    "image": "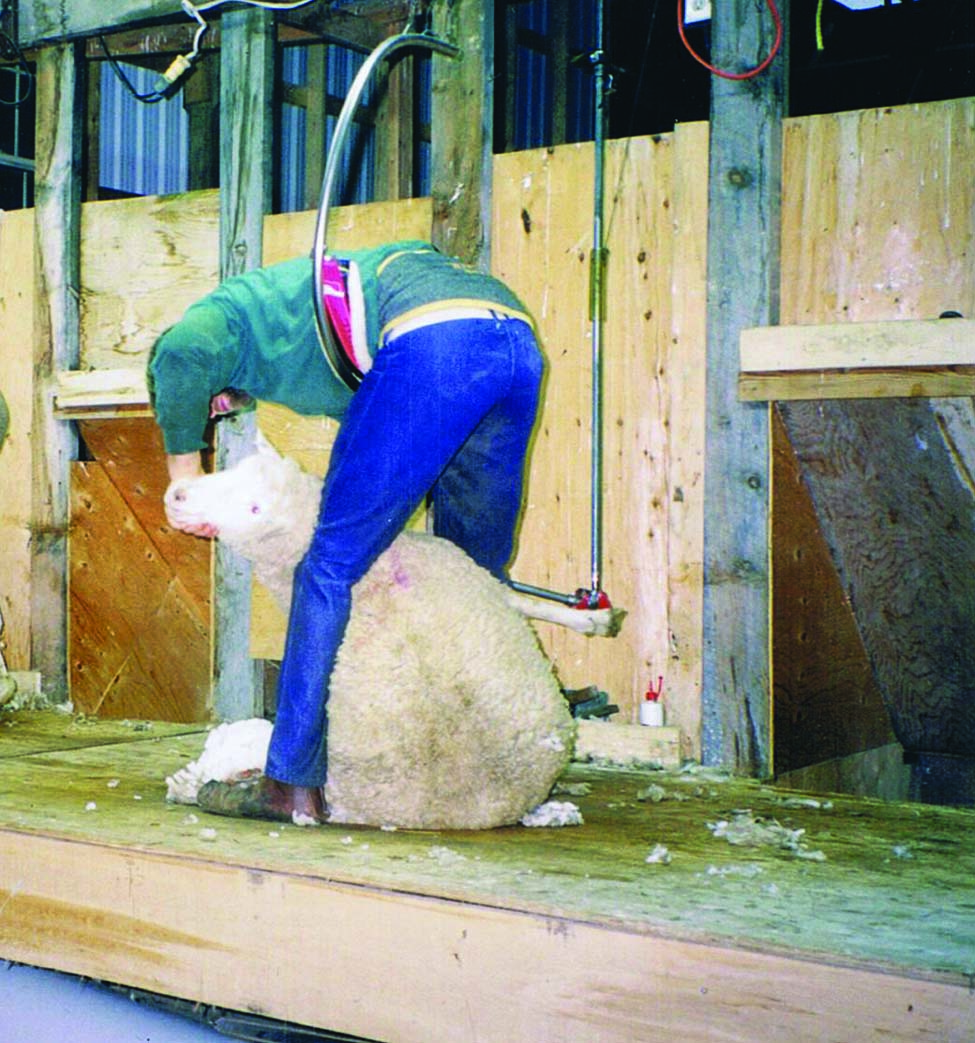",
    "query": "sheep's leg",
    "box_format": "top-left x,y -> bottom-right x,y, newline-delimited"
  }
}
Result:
505,591 -> 625,637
